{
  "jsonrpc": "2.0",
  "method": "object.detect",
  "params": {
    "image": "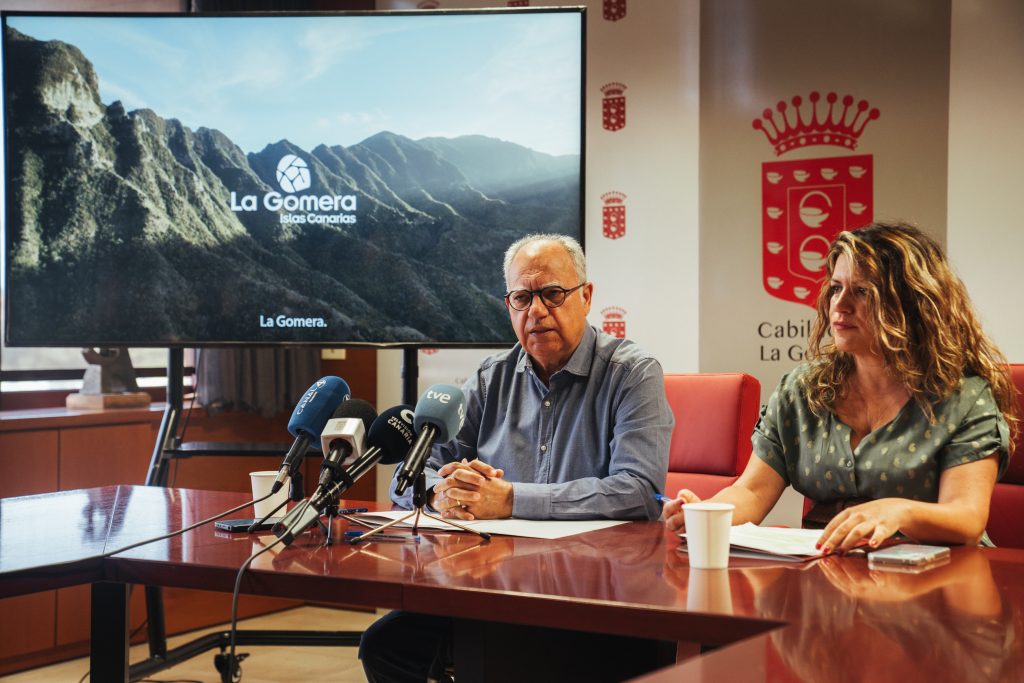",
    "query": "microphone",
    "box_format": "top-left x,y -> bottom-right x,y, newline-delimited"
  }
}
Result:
313,399 -> 377,501
394,384 -> 466,496
271,376 -> 351,494
273,405 -> 416,545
